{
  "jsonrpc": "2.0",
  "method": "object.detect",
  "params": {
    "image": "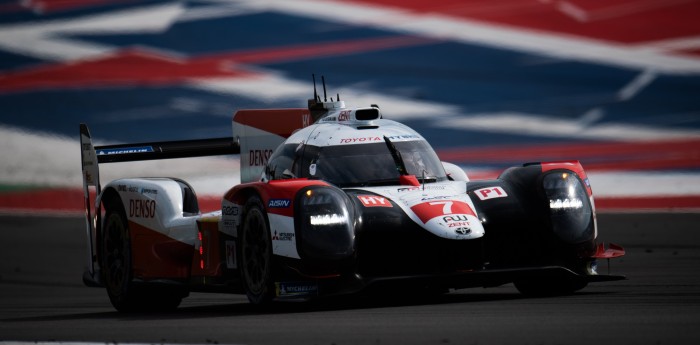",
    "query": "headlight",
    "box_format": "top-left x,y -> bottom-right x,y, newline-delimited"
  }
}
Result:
543,172 -> 594,244
296,186 -> 354,260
